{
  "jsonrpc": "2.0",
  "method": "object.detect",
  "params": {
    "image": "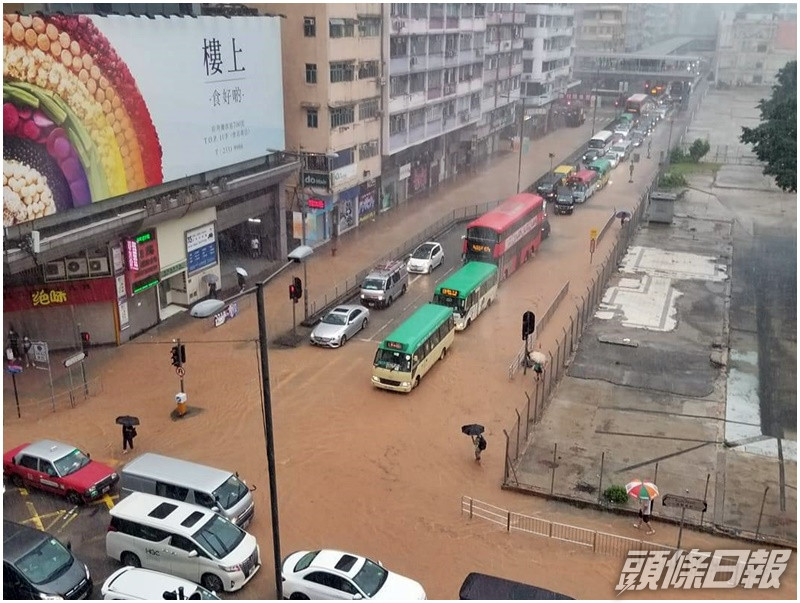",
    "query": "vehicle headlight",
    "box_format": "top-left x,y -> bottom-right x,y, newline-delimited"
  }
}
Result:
372,376 -> 380,382
400,382 -> 410,387
219,563 -> 242,572
111,472 -> 118,480
85,487 -> 96,497
377,295 -> 384,300
85,564 -> 91,580
360,294 -> 366,299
